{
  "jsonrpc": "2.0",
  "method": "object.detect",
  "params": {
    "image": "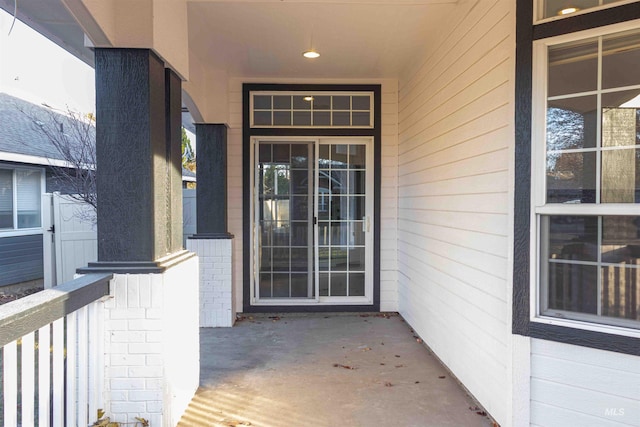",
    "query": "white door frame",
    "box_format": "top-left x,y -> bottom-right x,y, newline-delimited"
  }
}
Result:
250,136 -> 374,306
